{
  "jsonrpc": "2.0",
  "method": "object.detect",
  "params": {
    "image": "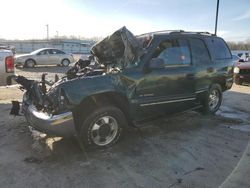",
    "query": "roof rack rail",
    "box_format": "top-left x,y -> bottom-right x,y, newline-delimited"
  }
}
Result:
137,30 -> 185,37
170,31 -> 215,36
137,30 -> 216,37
